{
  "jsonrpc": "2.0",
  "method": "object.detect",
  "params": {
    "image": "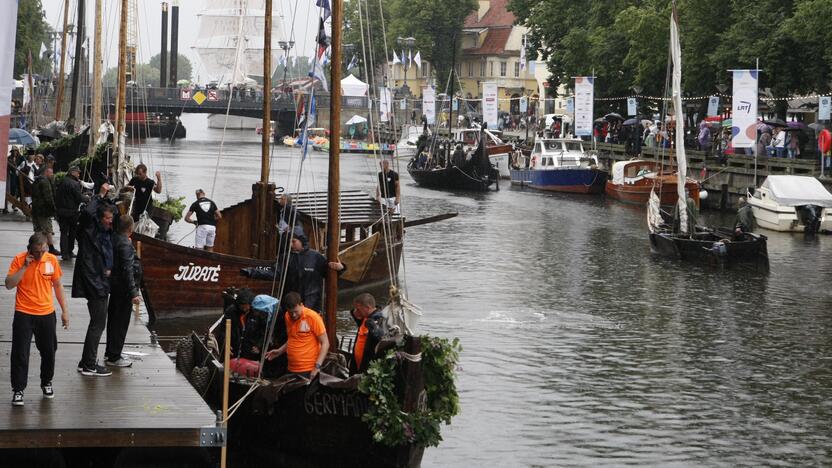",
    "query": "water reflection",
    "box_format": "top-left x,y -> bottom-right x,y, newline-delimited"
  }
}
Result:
139,115 -> 832,466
